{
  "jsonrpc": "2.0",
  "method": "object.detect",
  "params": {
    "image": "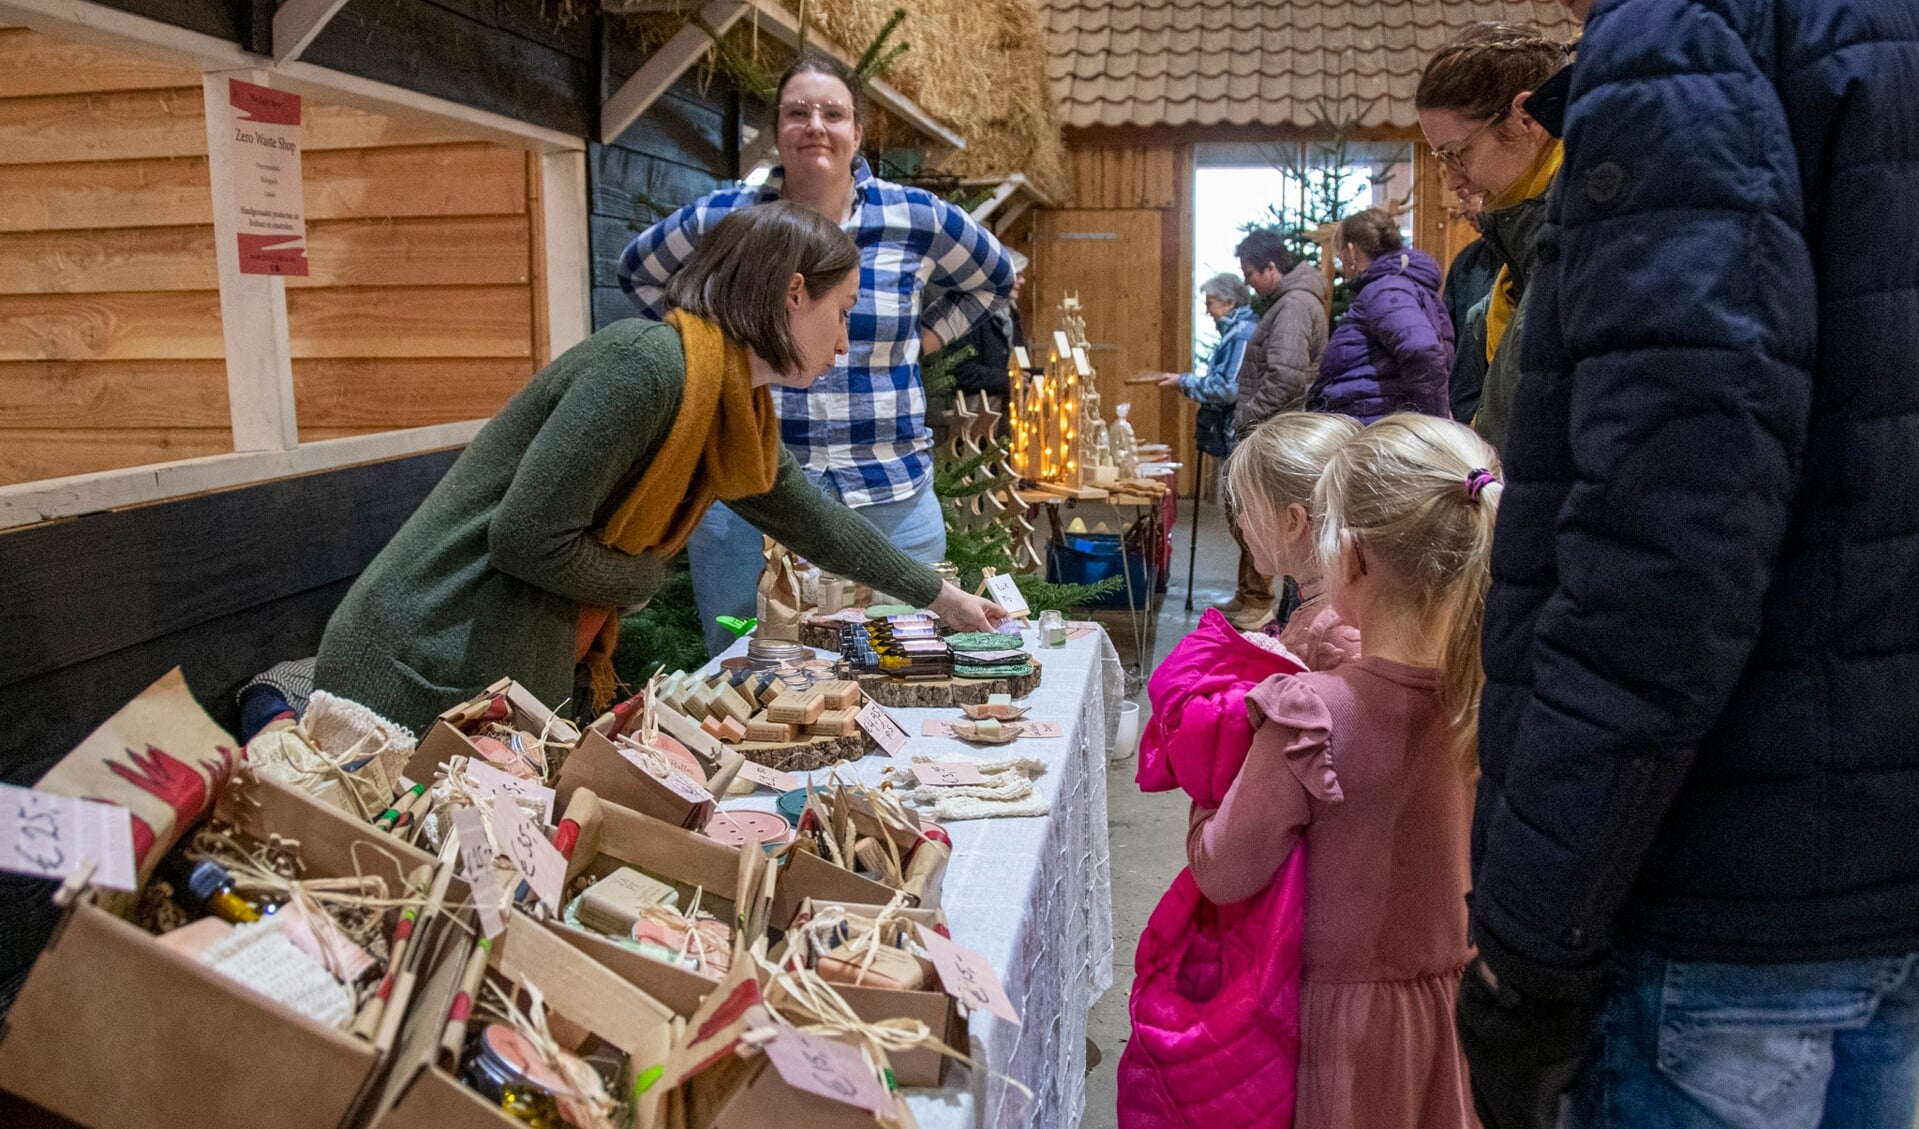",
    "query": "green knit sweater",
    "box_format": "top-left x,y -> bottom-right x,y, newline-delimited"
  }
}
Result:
315,320 -> 943,733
